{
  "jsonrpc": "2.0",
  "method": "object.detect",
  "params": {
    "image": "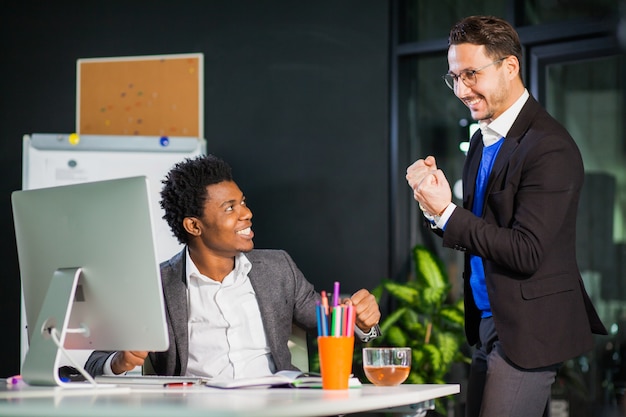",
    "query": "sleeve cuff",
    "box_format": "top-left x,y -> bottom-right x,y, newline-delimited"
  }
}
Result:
354,324 -> 381,343
103,352 -> 125,376
434,203 -> 456,230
